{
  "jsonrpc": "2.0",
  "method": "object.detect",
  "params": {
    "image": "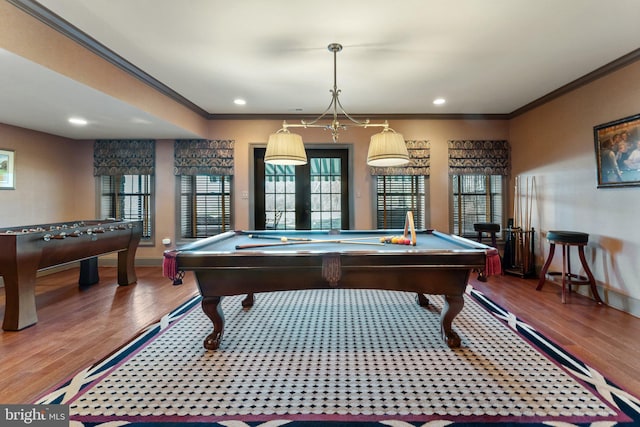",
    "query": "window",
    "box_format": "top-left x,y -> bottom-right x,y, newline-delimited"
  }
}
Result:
376,176 -> 426,229
451,174 -> 503,237
100,174 -> 153,240
179,175 -> 232,238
